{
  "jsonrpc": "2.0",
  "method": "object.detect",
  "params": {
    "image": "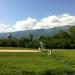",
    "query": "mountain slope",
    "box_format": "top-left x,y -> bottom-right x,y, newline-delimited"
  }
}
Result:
0,25 -> 71,38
